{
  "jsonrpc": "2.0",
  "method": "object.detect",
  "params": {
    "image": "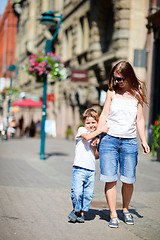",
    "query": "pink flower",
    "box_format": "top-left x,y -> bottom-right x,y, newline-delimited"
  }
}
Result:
29,68 -> 34,72
36,67 -> 41,71
39,62 -> 46,67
